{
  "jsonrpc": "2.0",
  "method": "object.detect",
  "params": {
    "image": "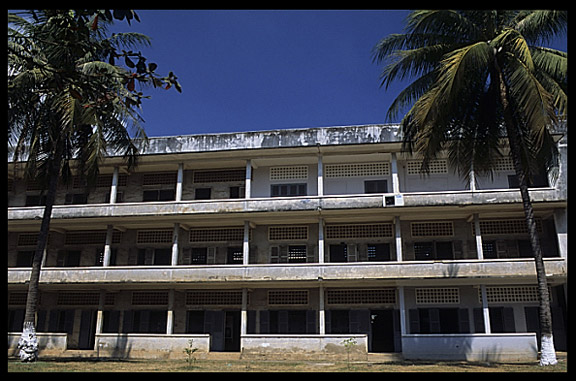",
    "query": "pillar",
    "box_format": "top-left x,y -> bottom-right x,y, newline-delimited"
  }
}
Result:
243,221 -> 250,265
103,224 -> 113,267
395,216 -> 403,262
241,289 -> 248,336
319,284 -> 325,334
109,166 -> 119,204
317,153 -> 324,196
398,286 -> 407,335
474,213 -> 484,260
391,152 -> 400,194
171,223 -> 179,266
480,285 -> 491,333
245,160 -> 252,199
176,163 -> 184,202
166,290 -> 174,334
318,218 -> 325,264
